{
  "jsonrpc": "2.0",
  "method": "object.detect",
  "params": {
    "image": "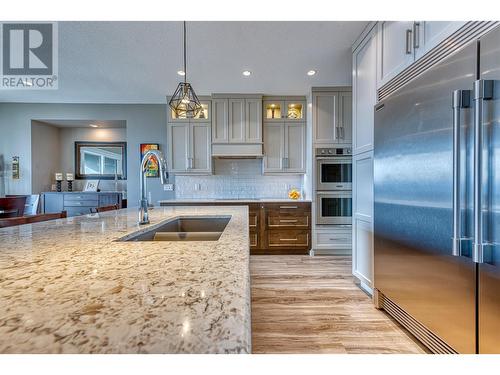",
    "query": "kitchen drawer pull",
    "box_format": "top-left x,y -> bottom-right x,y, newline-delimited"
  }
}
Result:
405,29 -> 413,55
279,206 -> 298,209
280,238 -> 298,241
280,219 -> 298,223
